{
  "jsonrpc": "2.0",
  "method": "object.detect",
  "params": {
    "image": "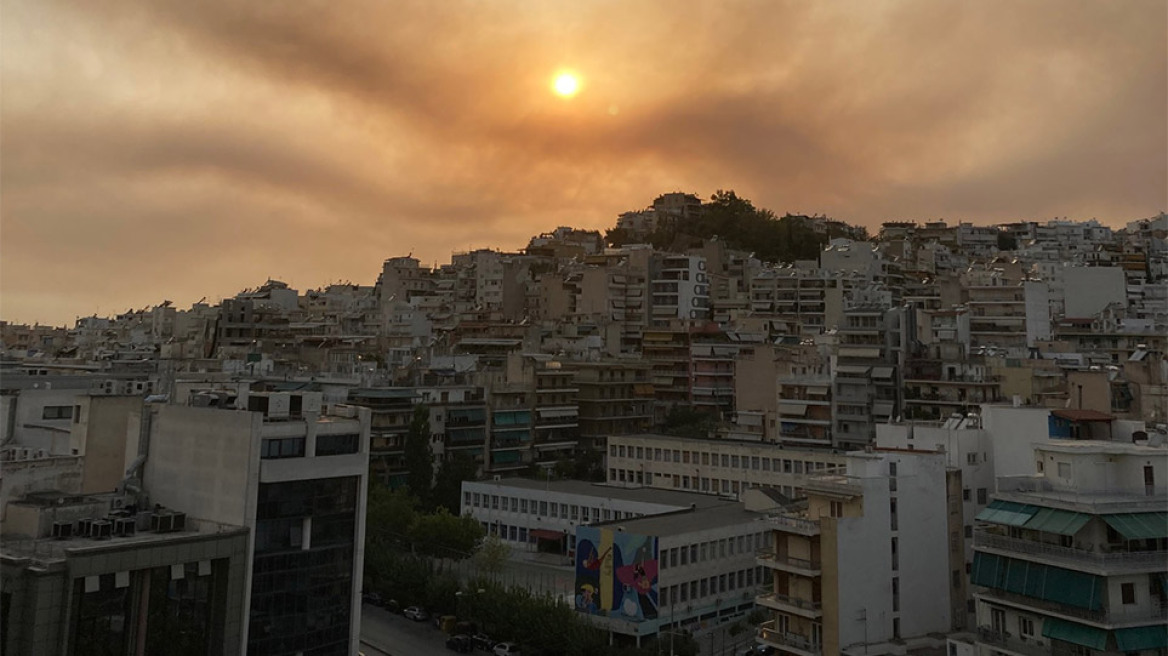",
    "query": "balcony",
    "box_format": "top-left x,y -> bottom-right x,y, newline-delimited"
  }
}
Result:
757,549 -> 821,576
765,514 -> 821,536
975,587 -> 1168,627
975,627 -> 1053,656
804,476 -> 862,498
974,529 -> 1168,575
756,592 -> 822,619
758,621 -> 822,656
